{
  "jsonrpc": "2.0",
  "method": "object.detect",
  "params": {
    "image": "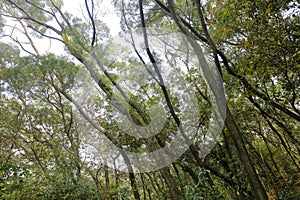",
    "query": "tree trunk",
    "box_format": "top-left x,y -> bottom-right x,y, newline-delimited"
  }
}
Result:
161,167 -> 183,200
105,166 -> 110,200
129,172 -> 141,200
226,107 -> 268,200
